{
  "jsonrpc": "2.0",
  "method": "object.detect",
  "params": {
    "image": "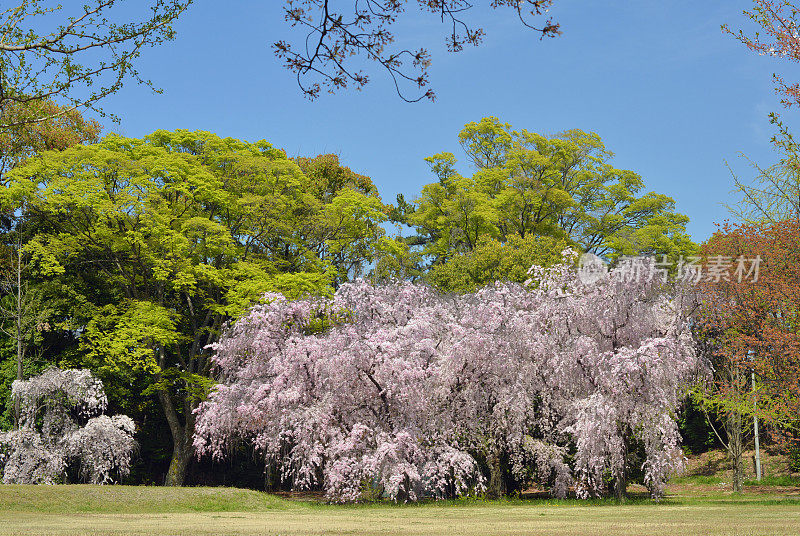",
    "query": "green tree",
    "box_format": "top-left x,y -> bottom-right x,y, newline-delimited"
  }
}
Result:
1,130 -> 386,485
0,99 -> 100,181
0,98 -> 100,430
295,154 -> 387,285
400,117 -> 697,266
371,236 -> 425,283
427,234 -> 569,293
